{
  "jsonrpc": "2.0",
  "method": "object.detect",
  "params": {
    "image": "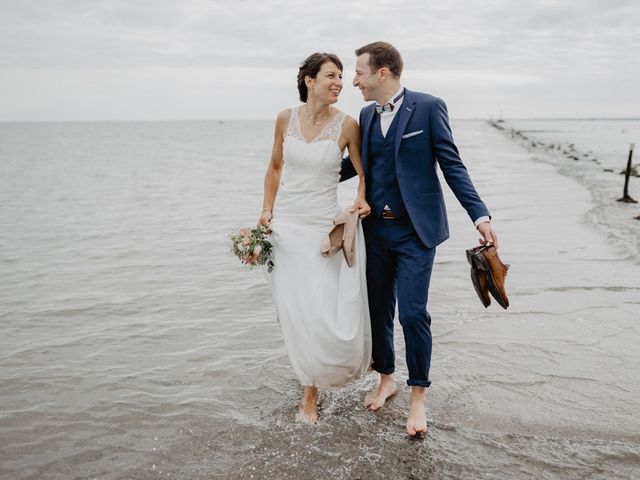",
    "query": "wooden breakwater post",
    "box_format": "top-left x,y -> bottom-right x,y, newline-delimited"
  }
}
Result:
617,143 -> 637,203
